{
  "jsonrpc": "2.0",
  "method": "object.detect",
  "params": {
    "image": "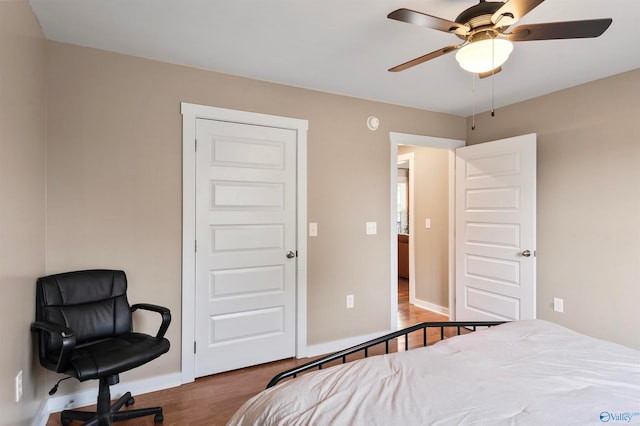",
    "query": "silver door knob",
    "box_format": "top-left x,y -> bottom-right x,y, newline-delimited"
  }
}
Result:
521,250 -> 531,257
286,251 -> 296,259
